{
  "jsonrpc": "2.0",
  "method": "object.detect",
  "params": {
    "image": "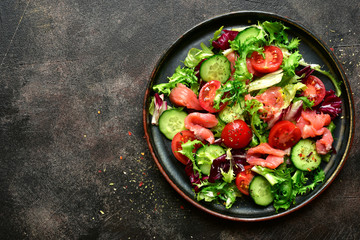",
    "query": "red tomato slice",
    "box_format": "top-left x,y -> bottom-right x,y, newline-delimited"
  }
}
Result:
250,46 -> 283,73
303,75 -> 326,106
268,120 -> 301,150
235,165 -> 255,195
221,119 -> 252,149
246,58 -> 264,78
199,80 -> 227,113
171,130 -> 202,164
